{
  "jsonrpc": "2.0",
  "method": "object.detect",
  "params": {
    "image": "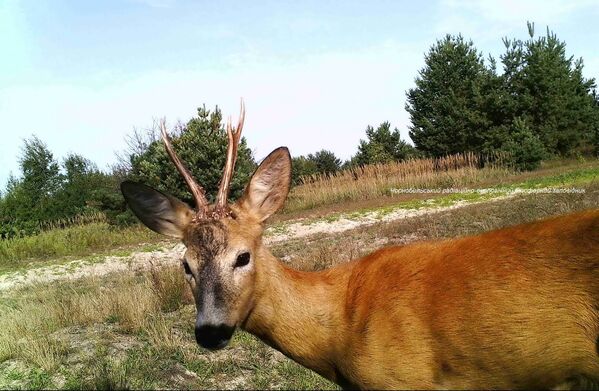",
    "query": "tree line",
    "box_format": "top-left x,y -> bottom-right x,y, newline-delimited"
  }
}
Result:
1,23 -> 597,238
